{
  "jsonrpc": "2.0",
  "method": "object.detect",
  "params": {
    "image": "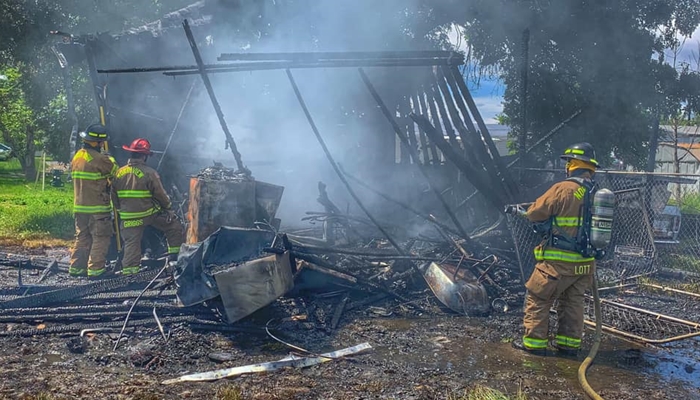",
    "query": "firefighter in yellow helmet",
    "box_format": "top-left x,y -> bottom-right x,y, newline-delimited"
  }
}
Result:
510,142 -> 600,356
113,138 -> 183,275
69,123 -> 118,278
